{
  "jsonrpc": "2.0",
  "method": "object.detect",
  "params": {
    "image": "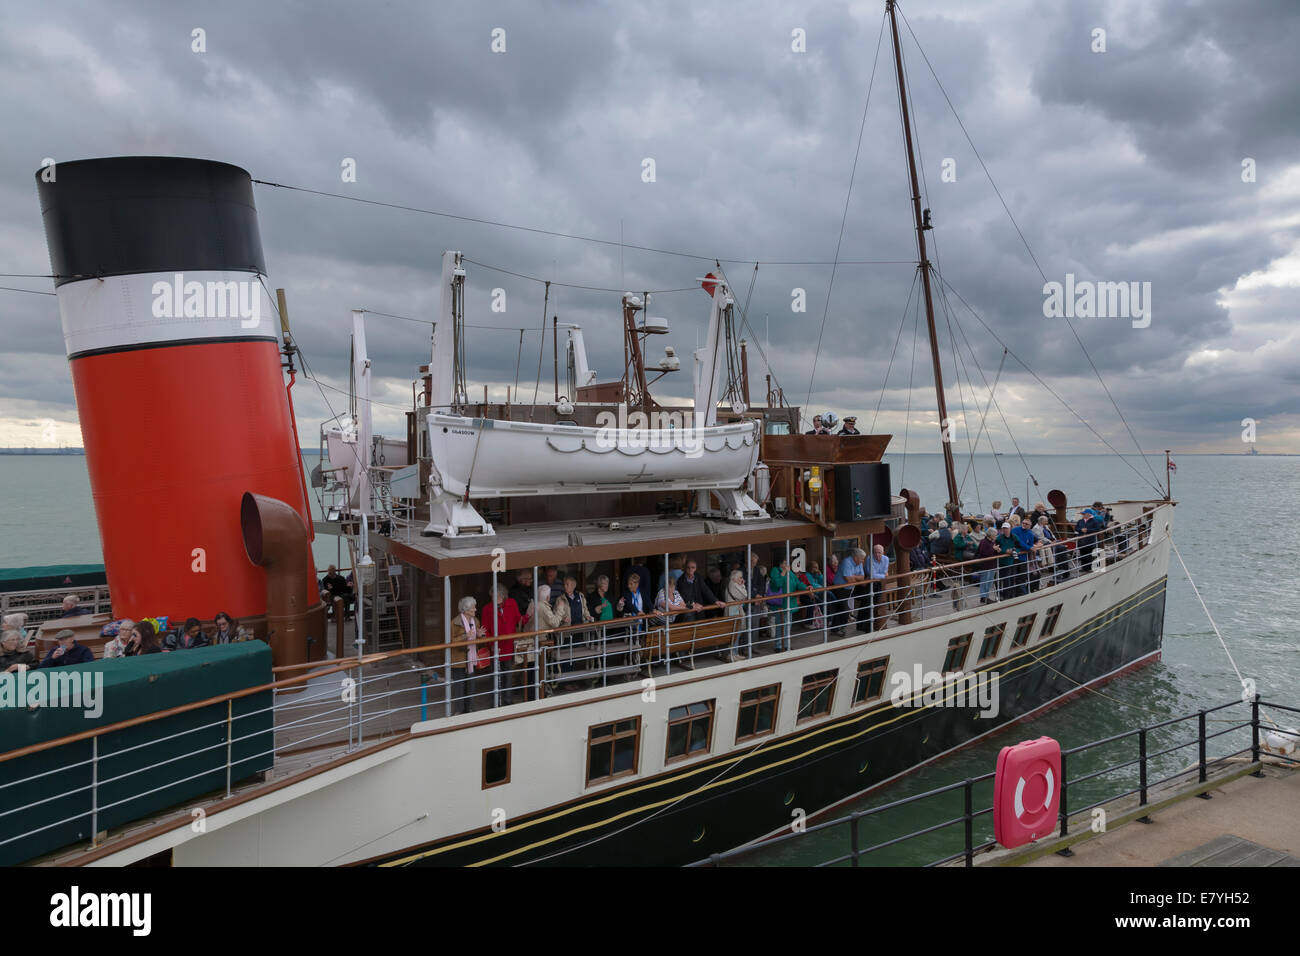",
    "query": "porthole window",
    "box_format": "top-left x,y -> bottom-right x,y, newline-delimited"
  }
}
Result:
482,744 -> 511,789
